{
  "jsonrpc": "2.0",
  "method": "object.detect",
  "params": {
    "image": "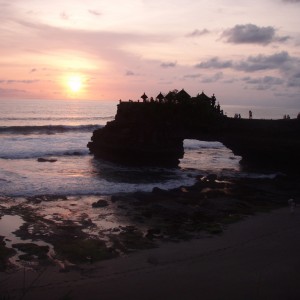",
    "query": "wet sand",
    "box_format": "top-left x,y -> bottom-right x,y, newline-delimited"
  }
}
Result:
1,206 -> 300,300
